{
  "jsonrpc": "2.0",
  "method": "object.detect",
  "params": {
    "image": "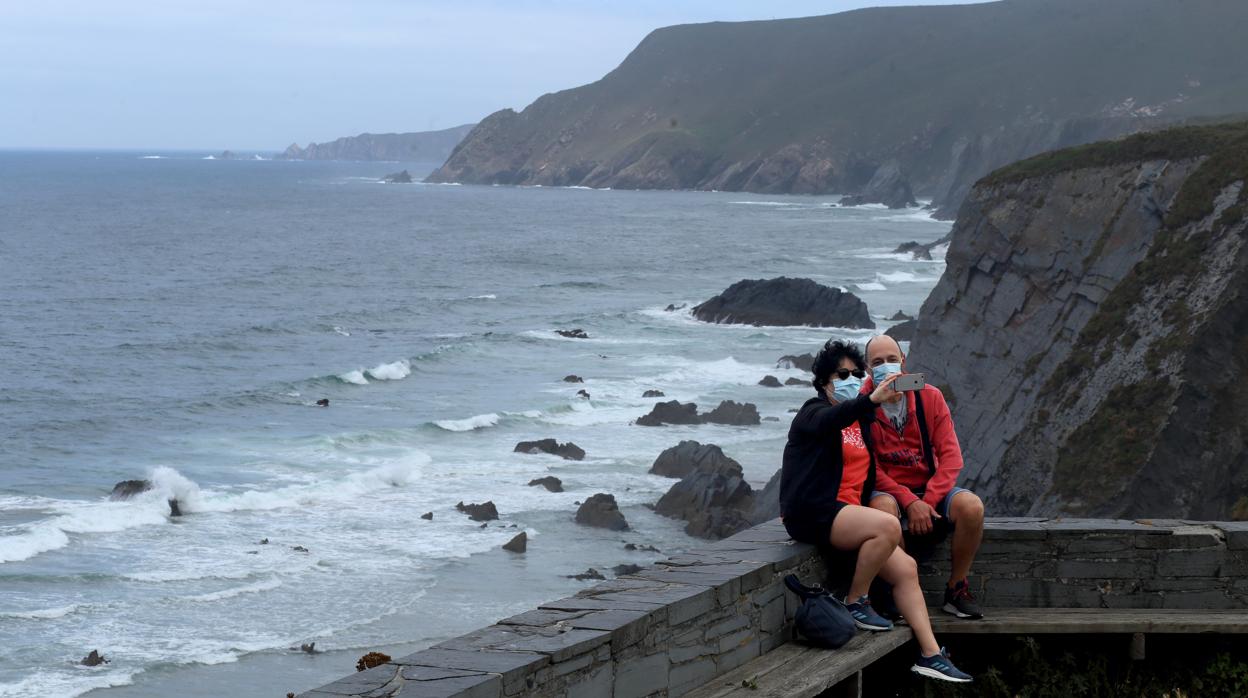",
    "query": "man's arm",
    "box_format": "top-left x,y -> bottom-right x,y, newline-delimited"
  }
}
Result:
921,388 -> 964,508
